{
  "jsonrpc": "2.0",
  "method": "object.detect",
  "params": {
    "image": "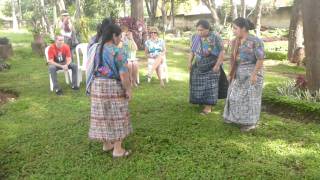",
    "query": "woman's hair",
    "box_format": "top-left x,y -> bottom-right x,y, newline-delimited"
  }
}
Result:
196,19 -> 211,30
121,25 -> 129,33
95,18 -> 112,43
99,23 -> 122,64
233,17 -> 255,31
149,26 -> 159,34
